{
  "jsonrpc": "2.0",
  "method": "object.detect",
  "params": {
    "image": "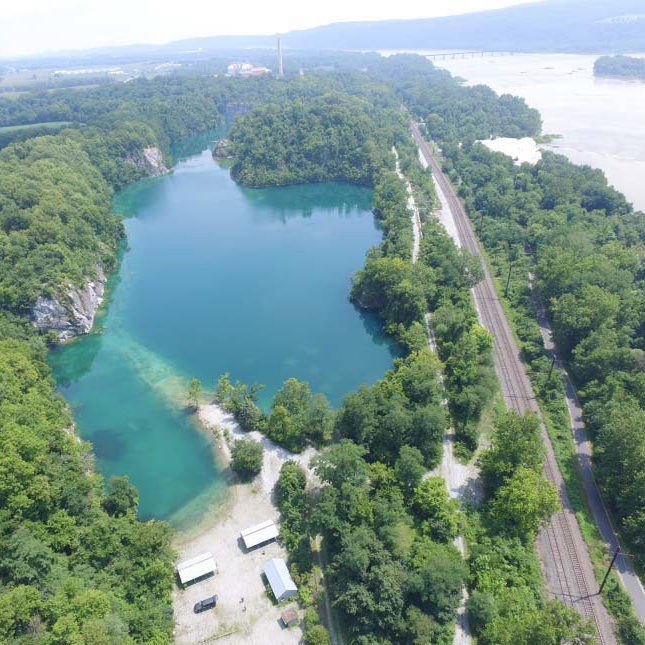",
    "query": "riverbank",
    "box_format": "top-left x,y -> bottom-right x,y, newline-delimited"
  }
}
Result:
171,404 -> 316,644
432,51 -> 645,212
